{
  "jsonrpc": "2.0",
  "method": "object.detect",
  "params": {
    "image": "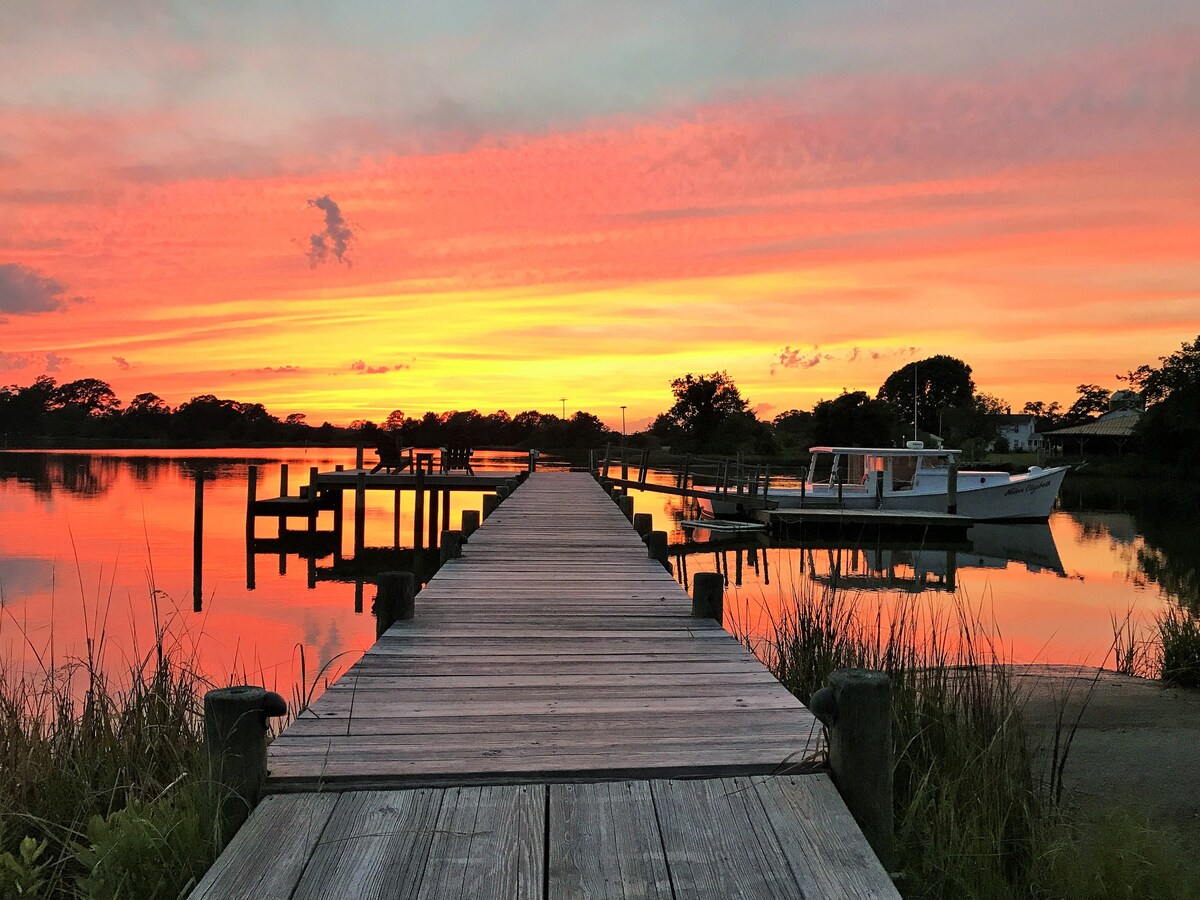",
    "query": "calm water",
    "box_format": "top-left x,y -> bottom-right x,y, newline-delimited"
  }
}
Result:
1,450 -> 1195,701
